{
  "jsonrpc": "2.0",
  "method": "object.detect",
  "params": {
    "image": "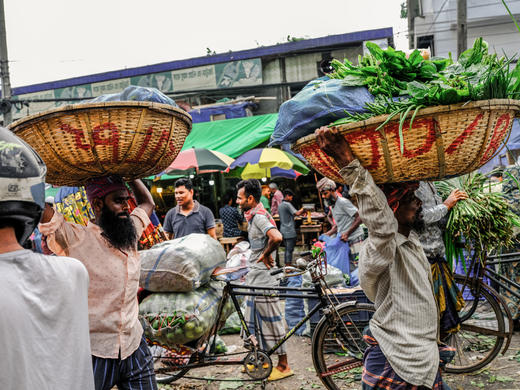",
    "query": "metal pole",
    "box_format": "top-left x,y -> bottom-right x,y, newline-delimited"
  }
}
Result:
0,0 -> 11,125
407,0 -> 415,50
457,0 -> 467,57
